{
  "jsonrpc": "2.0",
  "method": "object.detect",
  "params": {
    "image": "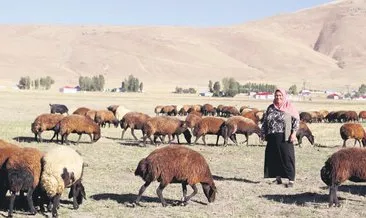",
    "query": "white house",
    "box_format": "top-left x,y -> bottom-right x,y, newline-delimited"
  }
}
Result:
59,86 -> 78,93
254,92 -> 274,100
